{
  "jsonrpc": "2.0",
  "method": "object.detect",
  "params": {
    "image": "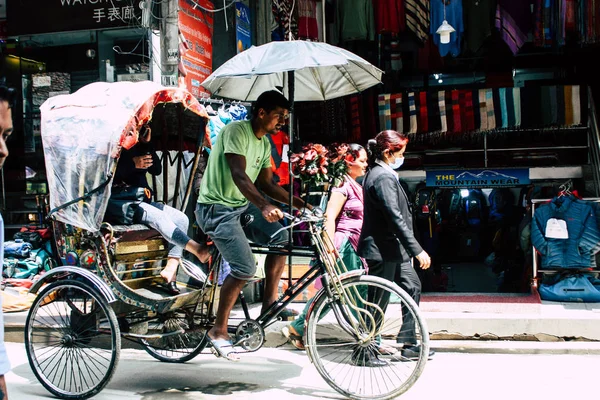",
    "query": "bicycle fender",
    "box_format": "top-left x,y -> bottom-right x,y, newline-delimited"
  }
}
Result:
28,266 -> 117,304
